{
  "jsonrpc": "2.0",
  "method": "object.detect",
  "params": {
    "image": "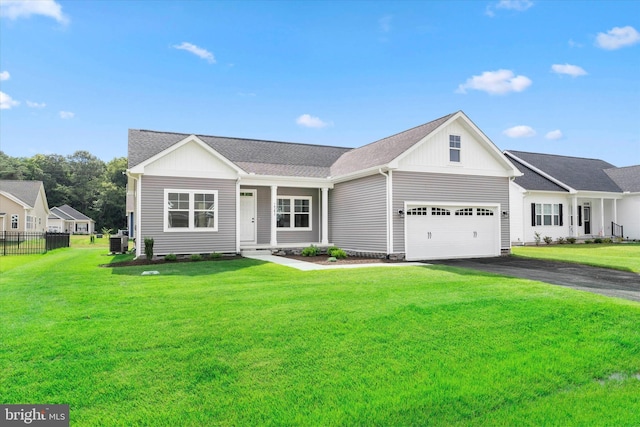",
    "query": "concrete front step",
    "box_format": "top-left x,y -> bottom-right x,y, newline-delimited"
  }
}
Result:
240,249 -> 273,256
